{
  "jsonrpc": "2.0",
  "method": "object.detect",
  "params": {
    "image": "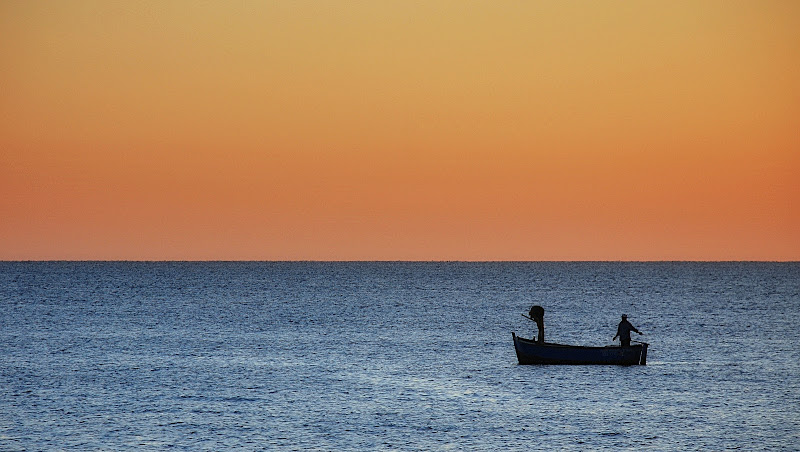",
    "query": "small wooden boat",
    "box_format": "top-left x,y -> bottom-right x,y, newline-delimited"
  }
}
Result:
512,332 -> 648,365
